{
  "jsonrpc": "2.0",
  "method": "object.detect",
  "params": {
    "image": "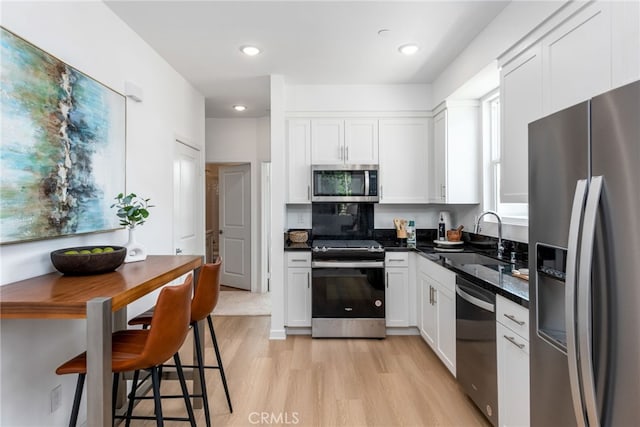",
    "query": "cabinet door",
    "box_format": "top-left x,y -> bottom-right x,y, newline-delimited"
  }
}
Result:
543,1 -> 612,114
435,284 -> 456,376
311,119 -> 344,164
286,120 -> 311,203
379,118 -> 430,204
419,272 -> 437,349
385,267 -> 409,327
286,268 -> 311,327
497,323 -> 530,427
344,119 -> 379,164
431,110 -> 446,203
500,45 -> 543,203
